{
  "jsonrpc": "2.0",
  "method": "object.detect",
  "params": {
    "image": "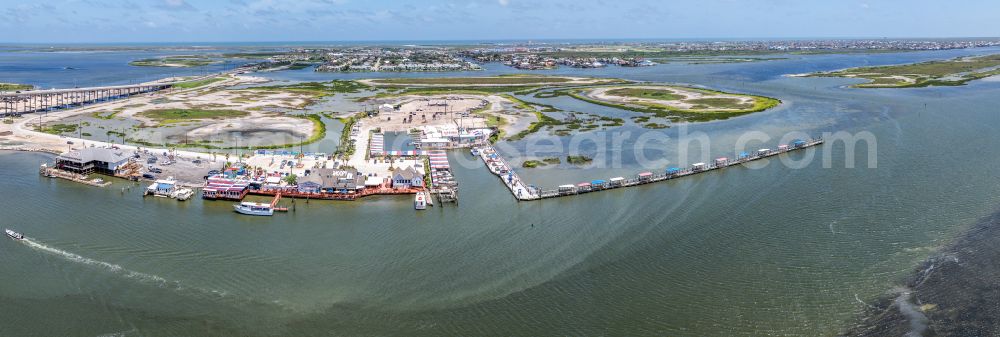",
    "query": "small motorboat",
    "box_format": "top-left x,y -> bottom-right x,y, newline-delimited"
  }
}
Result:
5,229 -> 24,240
233,202 -> 274,216
470,148 -> 479,156
414,192 -> 427,210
